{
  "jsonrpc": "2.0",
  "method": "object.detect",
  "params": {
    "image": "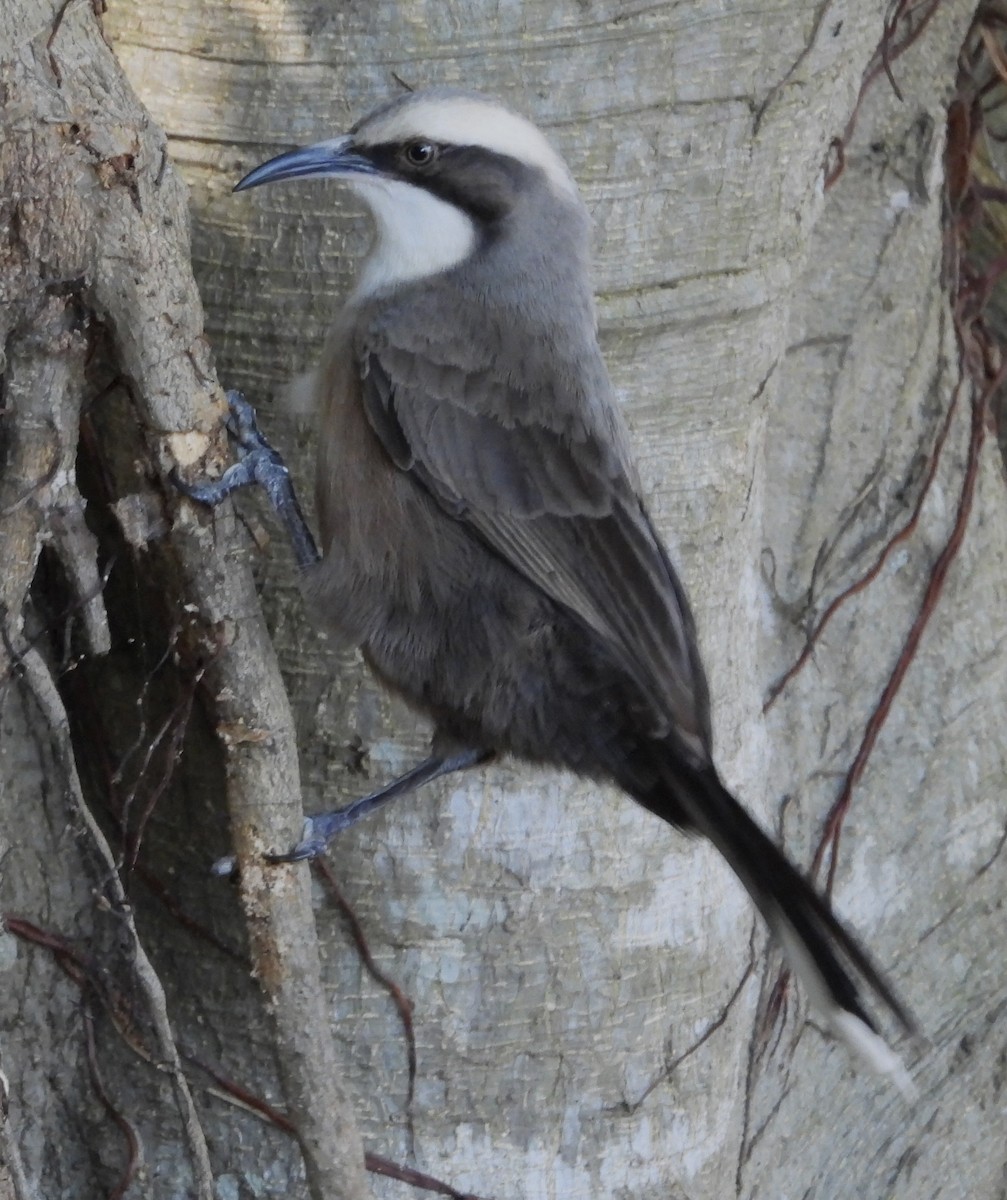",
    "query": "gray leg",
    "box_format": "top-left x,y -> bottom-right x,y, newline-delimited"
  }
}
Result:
266,747 -> 494,863
173,390 -> 320,570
